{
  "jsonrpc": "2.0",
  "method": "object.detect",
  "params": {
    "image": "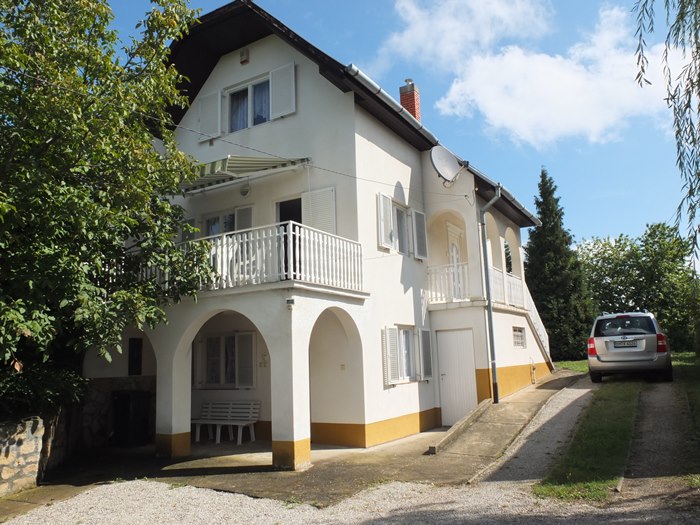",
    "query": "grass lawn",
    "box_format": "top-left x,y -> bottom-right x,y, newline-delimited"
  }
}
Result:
533,380 -> 642,501
535,351 -> 700,501
555,360 -> 588,374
